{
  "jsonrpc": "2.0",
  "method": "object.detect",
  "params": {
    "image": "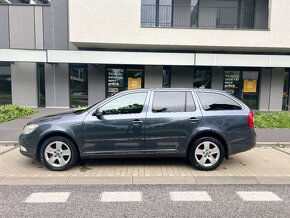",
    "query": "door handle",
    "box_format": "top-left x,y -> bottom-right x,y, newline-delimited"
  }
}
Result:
188,117 -> 199,122
132,119 -> 143,125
